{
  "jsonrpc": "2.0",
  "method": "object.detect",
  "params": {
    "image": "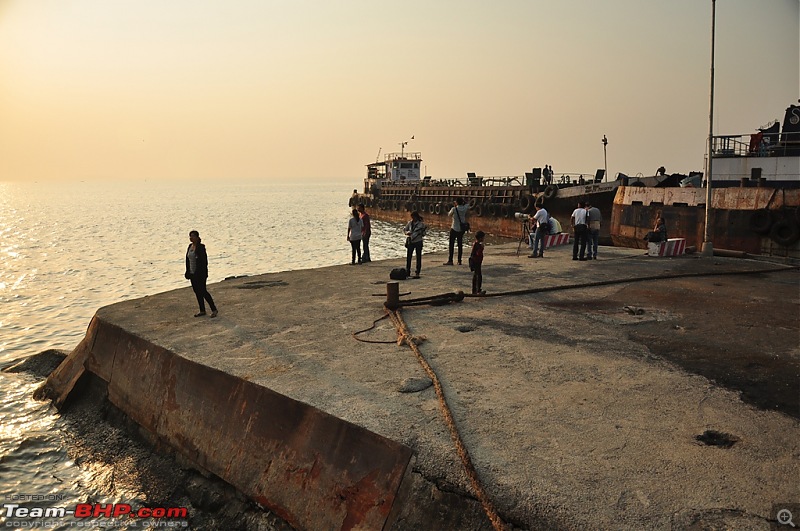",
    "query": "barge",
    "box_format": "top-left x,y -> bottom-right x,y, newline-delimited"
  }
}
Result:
350,151 -> 696,247
350,148 -> 627,244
